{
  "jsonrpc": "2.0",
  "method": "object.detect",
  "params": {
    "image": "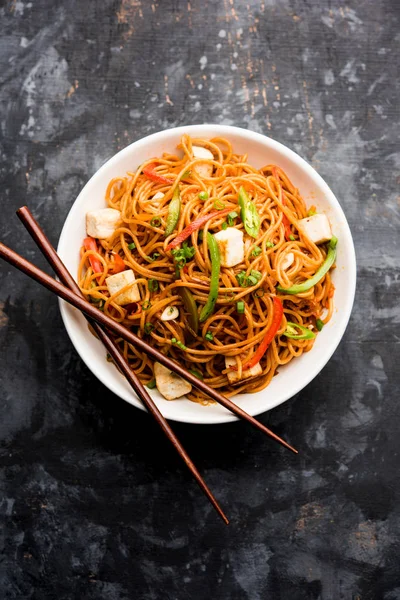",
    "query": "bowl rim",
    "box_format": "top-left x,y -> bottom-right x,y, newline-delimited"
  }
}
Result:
58,124 -> 356,425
